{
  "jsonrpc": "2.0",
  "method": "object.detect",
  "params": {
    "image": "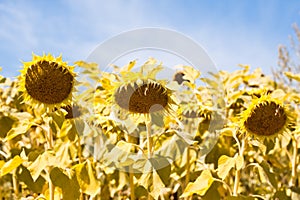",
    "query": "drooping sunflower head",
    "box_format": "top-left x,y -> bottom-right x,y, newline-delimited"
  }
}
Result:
114,79 -> 174,115
178,103 -> 211,120
94,59 -> 177,123
19,53 -> 76,110
240,94 -> 292,141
